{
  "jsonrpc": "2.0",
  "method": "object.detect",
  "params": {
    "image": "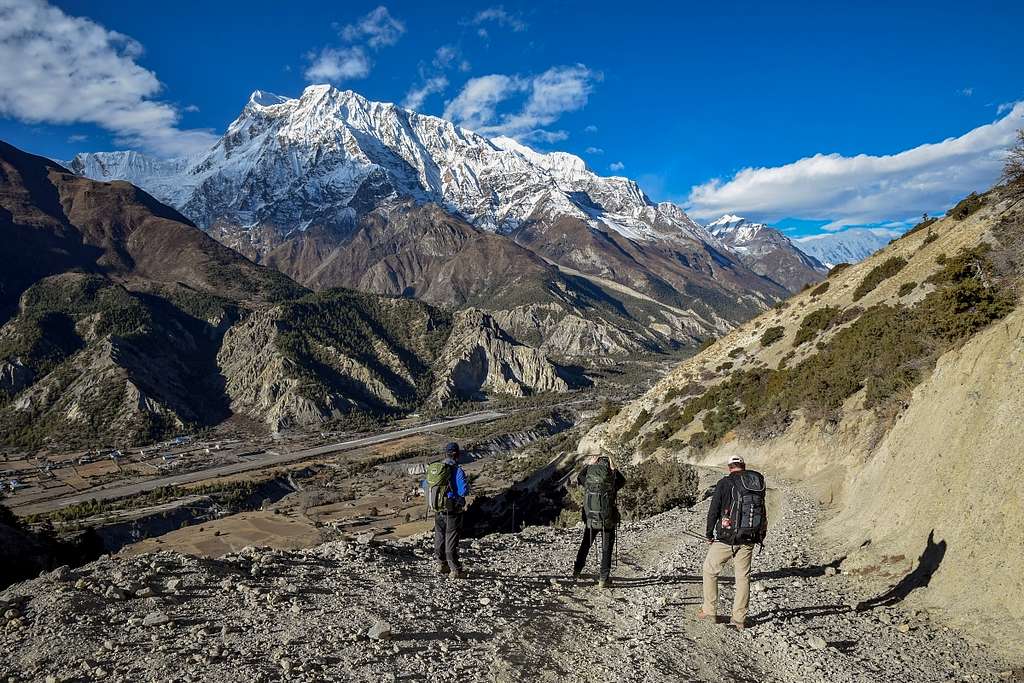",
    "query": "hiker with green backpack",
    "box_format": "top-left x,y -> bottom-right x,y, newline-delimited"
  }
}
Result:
572,454 -> 626,588
698,455 -> 768,630
423,442 -> 471,579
